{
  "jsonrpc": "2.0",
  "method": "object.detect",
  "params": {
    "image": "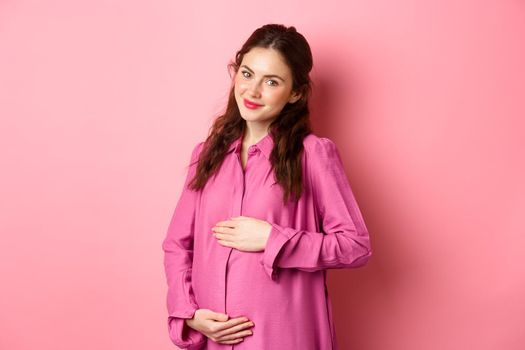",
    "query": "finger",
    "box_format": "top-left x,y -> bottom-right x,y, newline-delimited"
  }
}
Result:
216,329 -> 253,342
214,232 -> 234,241
215,321 -> 254,338
213,226 -> 235,235
216,239 -> 234,248
218,338 -> 244,345
211,317 -> 249,332
205,310 -> 228,322
215,219 -> 236,228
